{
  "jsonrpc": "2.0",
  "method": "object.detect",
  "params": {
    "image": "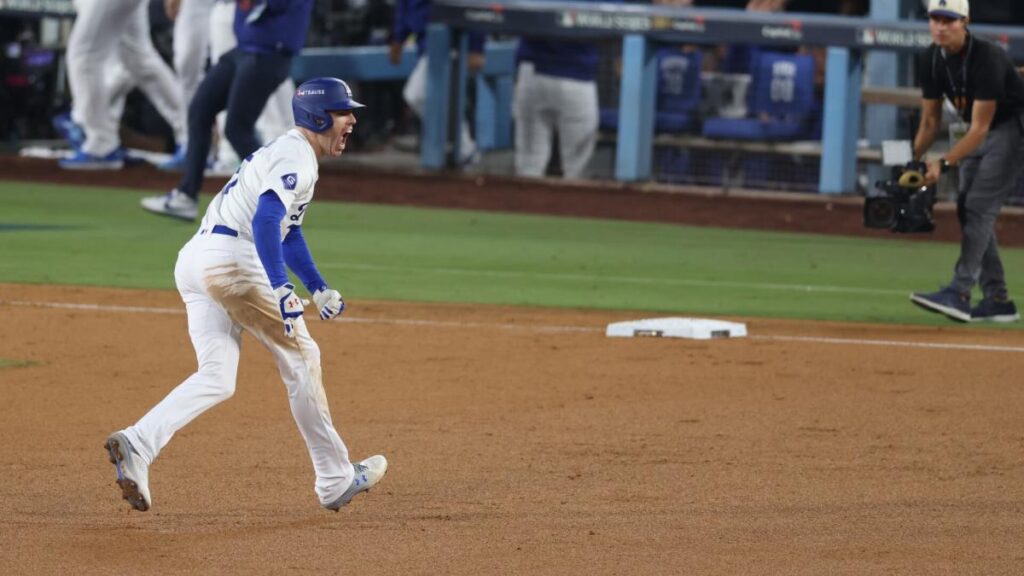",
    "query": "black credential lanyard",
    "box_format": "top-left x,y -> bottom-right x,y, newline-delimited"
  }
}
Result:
938,34 -> 974,121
